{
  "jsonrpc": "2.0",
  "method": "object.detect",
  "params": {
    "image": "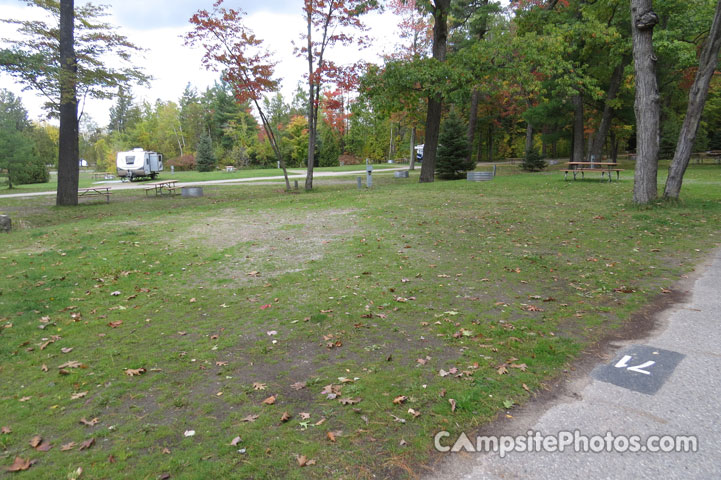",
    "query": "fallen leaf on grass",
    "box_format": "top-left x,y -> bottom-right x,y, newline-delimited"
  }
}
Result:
71,391 -> 88,400
290,381 -> 306,391
408,408 -> 421,418
30,436 -> 42,448
68,467 -> 83,480
299,412 -> 310,420
326,431 -> 336,442
58,361 -> 85,369
510,363 -> 528,372
80,417 -> 99,427
1,426 -> 11,434
246,271 -> 260,277
338,397 -> 361,405
78,438 -> 95,450
252,382 -> 266,391
60,442 -> 75,451
189,298 -> 196,303
241,414 -> 259,423
438,369 -> 449,377
393,396 -> 407,405
230,436 -> 242,446
161,447 -> 171,454
183,430 -> 195,437
108,454 -> 116,463
296,455 -> 316,467
391,414 -> 405,424
61,347 -> 73,354
449,398 -> 457,413
4,456 -> 32,472
19,396 -> 31,402
522,383 -> 530,392
260,304 -> 272,310
215,361 -> 228,366
124,368 -> 146,376
314,418 -> 325,426
262,396 -> 276,405
280,412 -> 291,423
108,321 -> 123,328
41,364 -> 48,372
497,365 -> 508,375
